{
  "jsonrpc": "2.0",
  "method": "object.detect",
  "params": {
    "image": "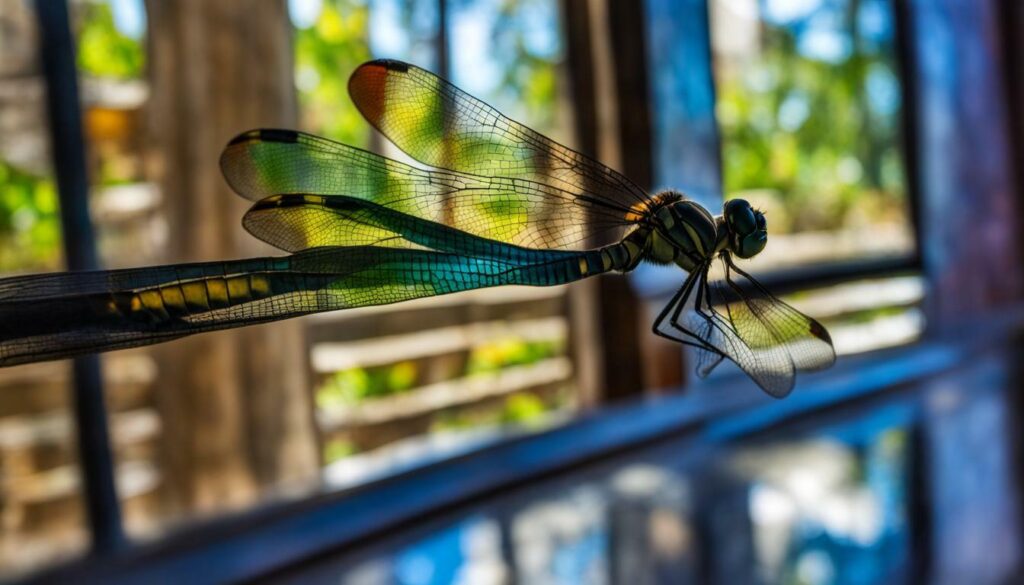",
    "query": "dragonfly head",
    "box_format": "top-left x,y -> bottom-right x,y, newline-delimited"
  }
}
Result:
723,199 -> 767,259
